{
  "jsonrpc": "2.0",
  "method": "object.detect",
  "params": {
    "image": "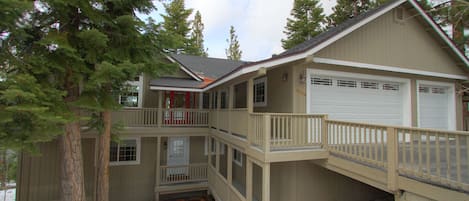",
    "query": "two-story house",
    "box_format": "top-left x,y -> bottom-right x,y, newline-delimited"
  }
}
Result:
17,0 -> 469,201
